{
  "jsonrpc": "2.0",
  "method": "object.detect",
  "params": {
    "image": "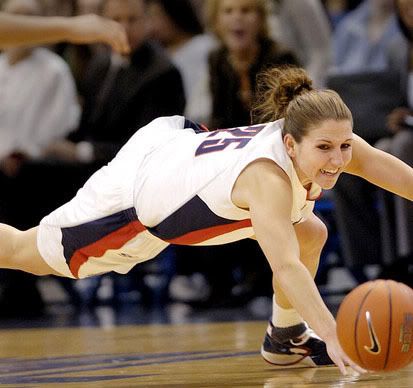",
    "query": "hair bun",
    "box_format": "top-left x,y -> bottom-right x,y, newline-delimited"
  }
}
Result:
252,65 -> 313,123
293,83 -> 311,96
285,83 -> 311,99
